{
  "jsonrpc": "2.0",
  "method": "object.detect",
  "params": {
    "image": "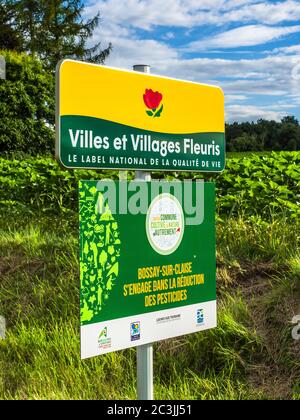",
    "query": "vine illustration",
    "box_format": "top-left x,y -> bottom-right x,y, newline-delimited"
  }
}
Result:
79,182 -> 121,324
